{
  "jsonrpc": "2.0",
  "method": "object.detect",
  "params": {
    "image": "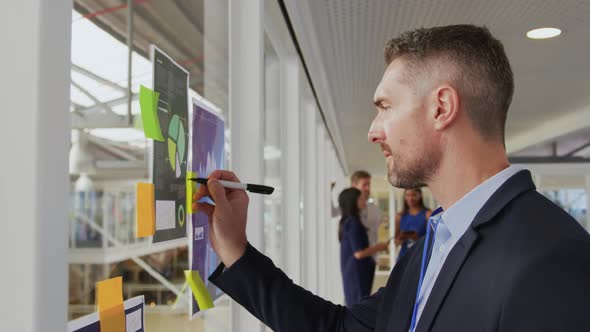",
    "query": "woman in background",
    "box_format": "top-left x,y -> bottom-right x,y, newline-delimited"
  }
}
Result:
395,188 -> 432,260
339,188 -> 389,306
